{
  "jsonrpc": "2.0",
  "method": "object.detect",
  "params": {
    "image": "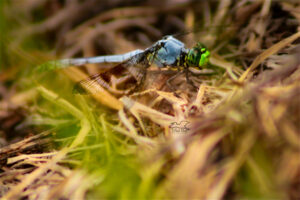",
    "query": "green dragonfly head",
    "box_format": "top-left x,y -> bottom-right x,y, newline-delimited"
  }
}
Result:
186,42 -> 210,68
